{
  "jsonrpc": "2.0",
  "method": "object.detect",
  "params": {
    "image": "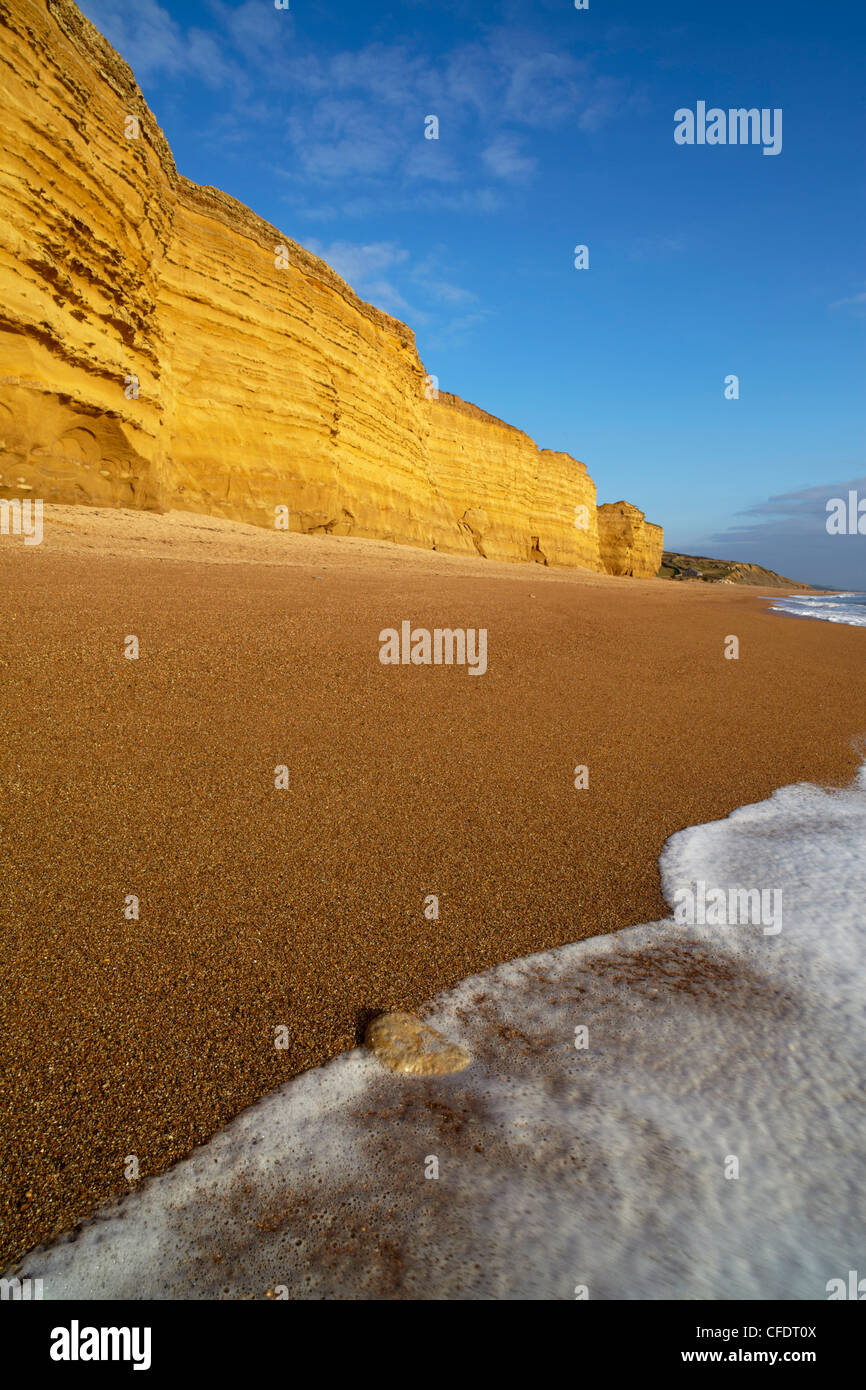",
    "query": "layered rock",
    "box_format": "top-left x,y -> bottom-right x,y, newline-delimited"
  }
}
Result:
597,502 -> 664,578
0,0 -> 662,574
0,0 -> 173,511
425,393 -> 600,566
